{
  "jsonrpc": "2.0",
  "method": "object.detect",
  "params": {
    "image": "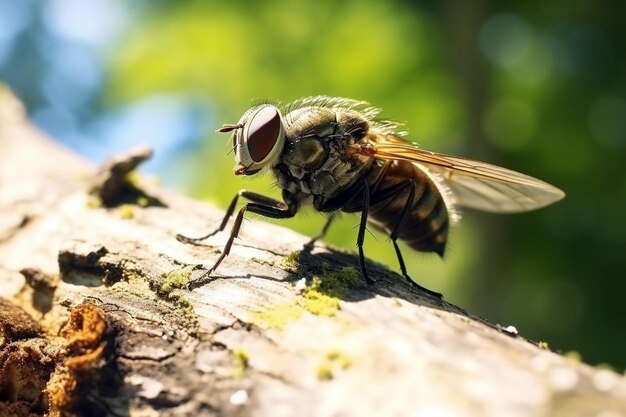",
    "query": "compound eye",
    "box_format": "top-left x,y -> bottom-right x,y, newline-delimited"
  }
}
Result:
246,106 -> 281,162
